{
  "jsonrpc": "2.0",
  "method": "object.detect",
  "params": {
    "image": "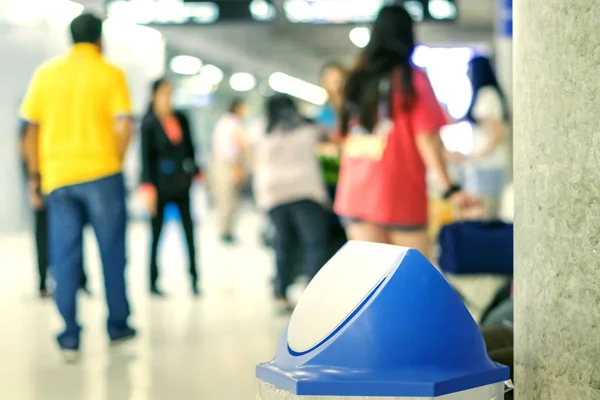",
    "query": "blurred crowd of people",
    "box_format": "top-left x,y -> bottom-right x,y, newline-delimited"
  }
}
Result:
19,3 -> 512,374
